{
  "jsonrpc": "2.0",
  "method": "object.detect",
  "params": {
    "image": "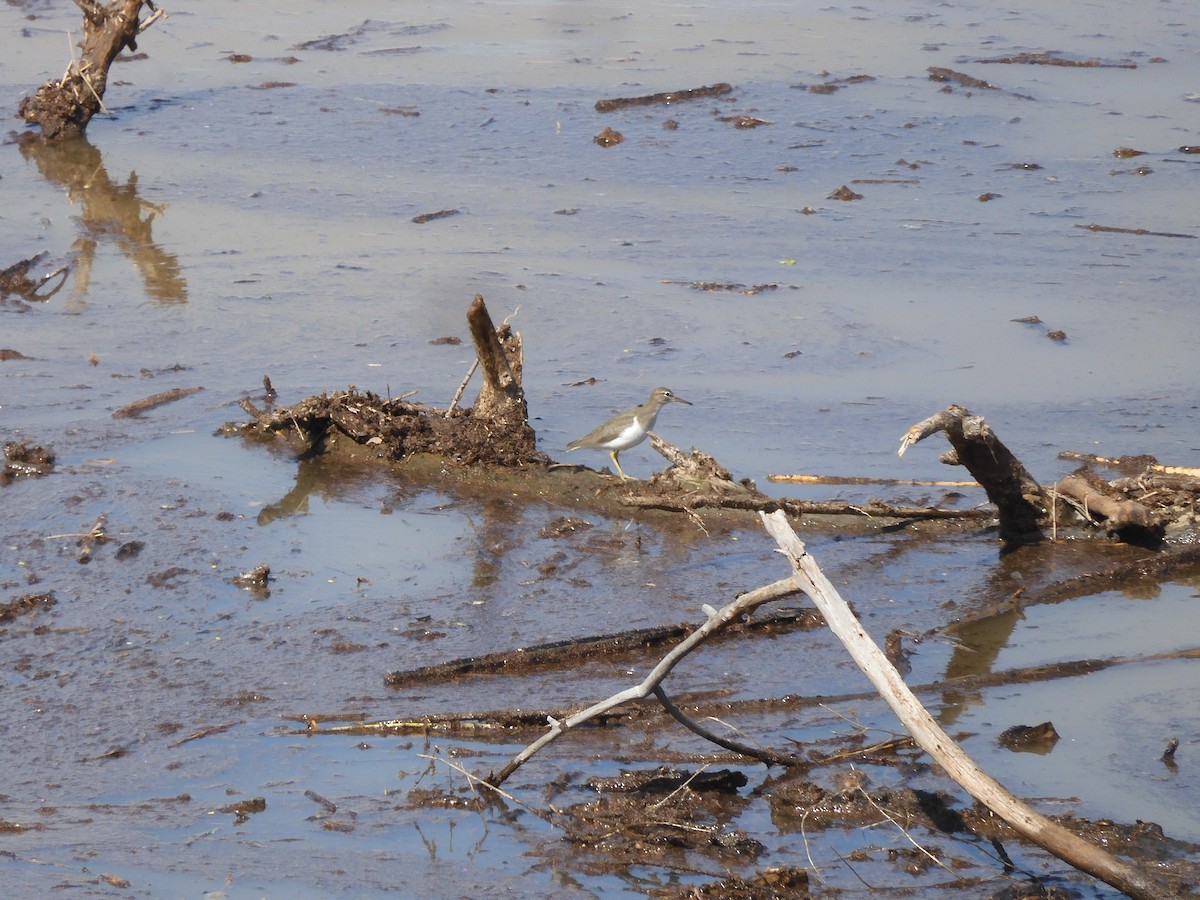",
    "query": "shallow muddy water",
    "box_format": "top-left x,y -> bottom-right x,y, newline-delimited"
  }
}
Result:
3,0 -> 1200,896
